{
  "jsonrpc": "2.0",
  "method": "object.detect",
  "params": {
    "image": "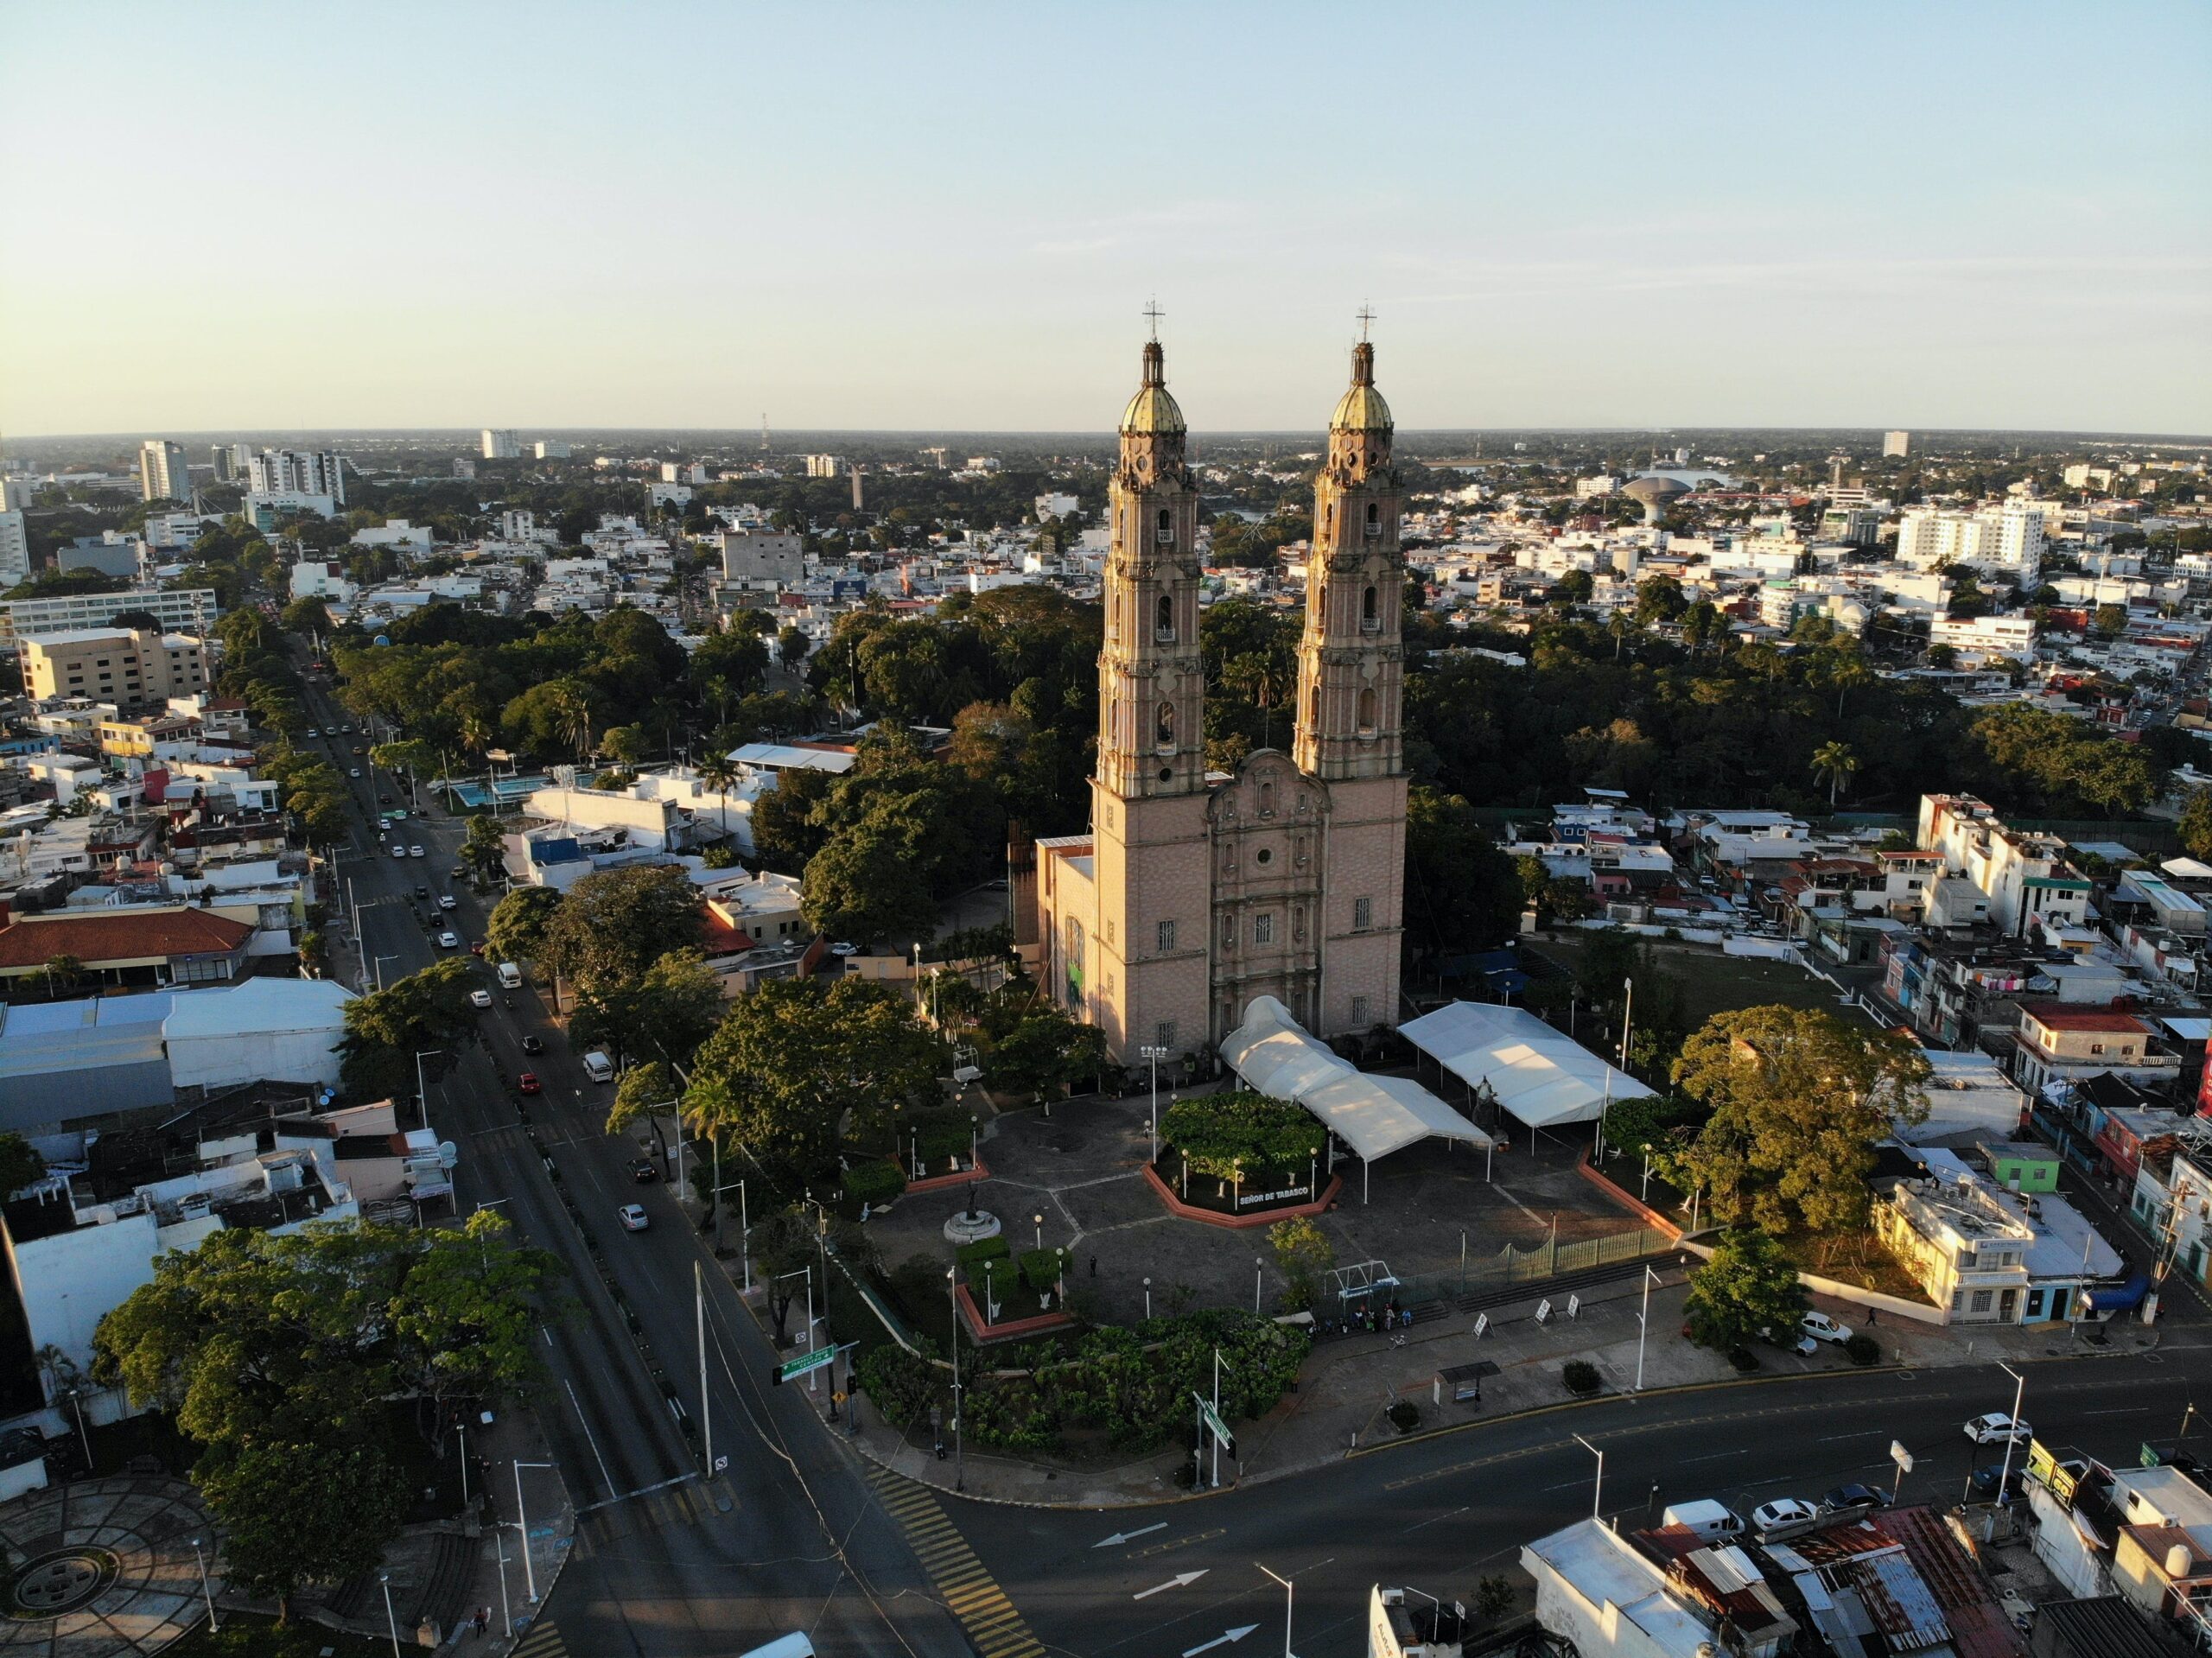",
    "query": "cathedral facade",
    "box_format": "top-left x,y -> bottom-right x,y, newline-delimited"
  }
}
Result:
1025,333 -> 1408,1066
